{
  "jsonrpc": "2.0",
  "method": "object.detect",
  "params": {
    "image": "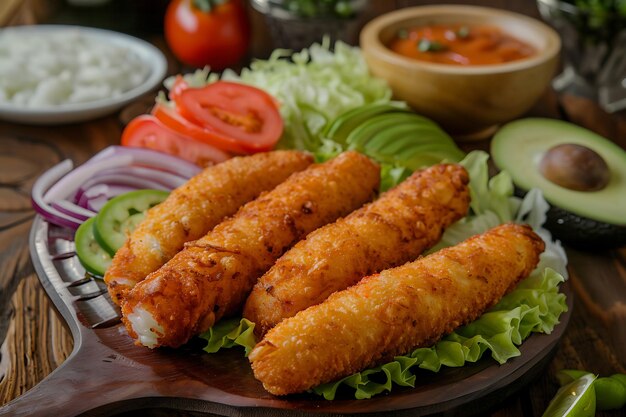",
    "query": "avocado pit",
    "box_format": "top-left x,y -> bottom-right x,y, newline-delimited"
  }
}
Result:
539,143 -> 610,192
